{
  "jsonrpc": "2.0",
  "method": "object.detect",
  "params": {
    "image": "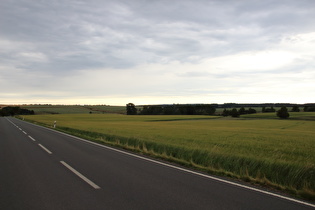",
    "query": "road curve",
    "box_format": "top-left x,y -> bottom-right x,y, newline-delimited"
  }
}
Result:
1,117 -> 314,210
